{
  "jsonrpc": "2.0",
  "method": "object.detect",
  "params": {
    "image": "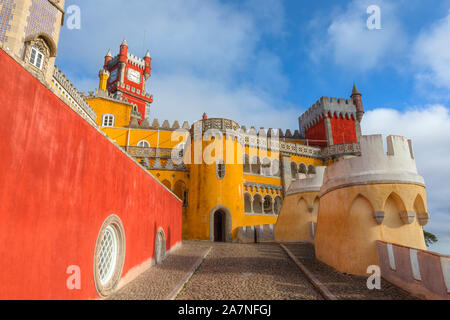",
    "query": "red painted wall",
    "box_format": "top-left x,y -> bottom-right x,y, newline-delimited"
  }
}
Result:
0,50 -> 182,299
330,116 -> 357,145
305,118 -> 327,147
